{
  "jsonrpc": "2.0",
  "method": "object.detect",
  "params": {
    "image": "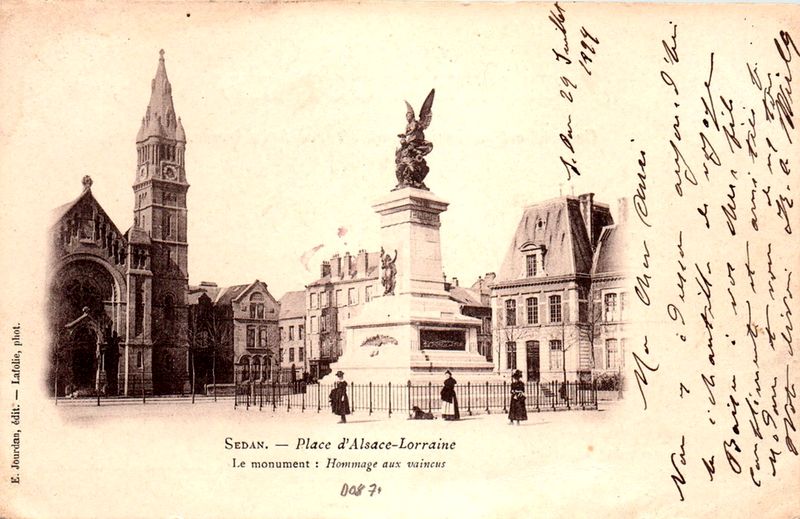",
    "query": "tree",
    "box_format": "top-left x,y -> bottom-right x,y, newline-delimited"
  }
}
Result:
582,284 -> 625,394
494,303 -> 524,373
580,284 -> 615,372
495,291 -> 582,398
186,301 -> 208,403
557,290 -> 583,399
203,300 -> 233,401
